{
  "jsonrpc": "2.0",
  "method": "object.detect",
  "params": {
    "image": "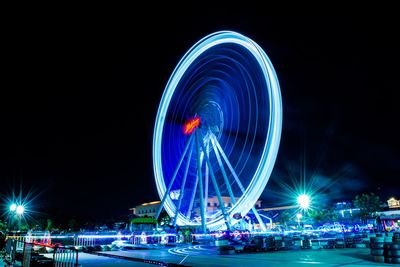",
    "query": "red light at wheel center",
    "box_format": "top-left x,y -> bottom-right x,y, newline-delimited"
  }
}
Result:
183,117 -> 201,135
